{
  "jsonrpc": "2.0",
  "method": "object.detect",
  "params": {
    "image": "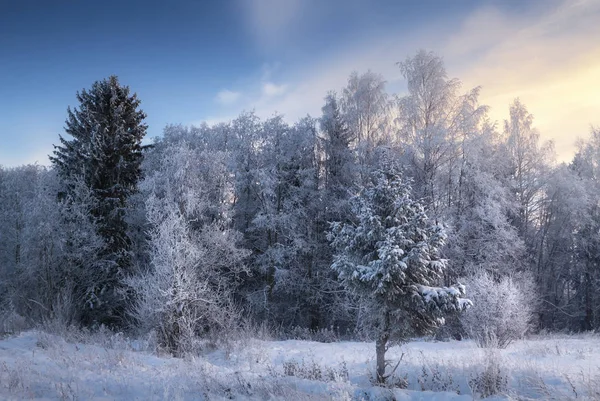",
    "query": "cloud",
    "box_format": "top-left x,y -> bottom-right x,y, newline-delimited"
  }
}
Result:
203,22 -> 438,124
444,0 -> 600,161
241,0 -> 305,50
260,62 -> 280,82
215,89 -> 241,105
219,20 -> 439,121
261,82 -> 287,97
